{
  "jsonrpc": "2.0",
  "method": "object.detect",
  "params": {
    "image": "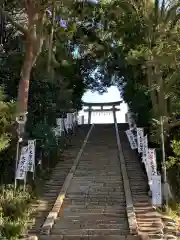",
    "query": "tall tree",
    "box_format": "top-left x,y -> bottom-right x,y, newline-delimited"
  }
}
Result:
0,0 -> 75,136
